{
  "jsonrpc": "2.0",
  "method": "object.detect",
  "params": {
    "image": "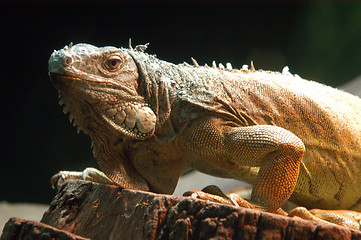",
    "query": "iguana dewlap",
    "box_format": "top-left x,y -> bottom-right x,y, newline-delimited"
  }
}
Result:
48,43 -> 361,230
